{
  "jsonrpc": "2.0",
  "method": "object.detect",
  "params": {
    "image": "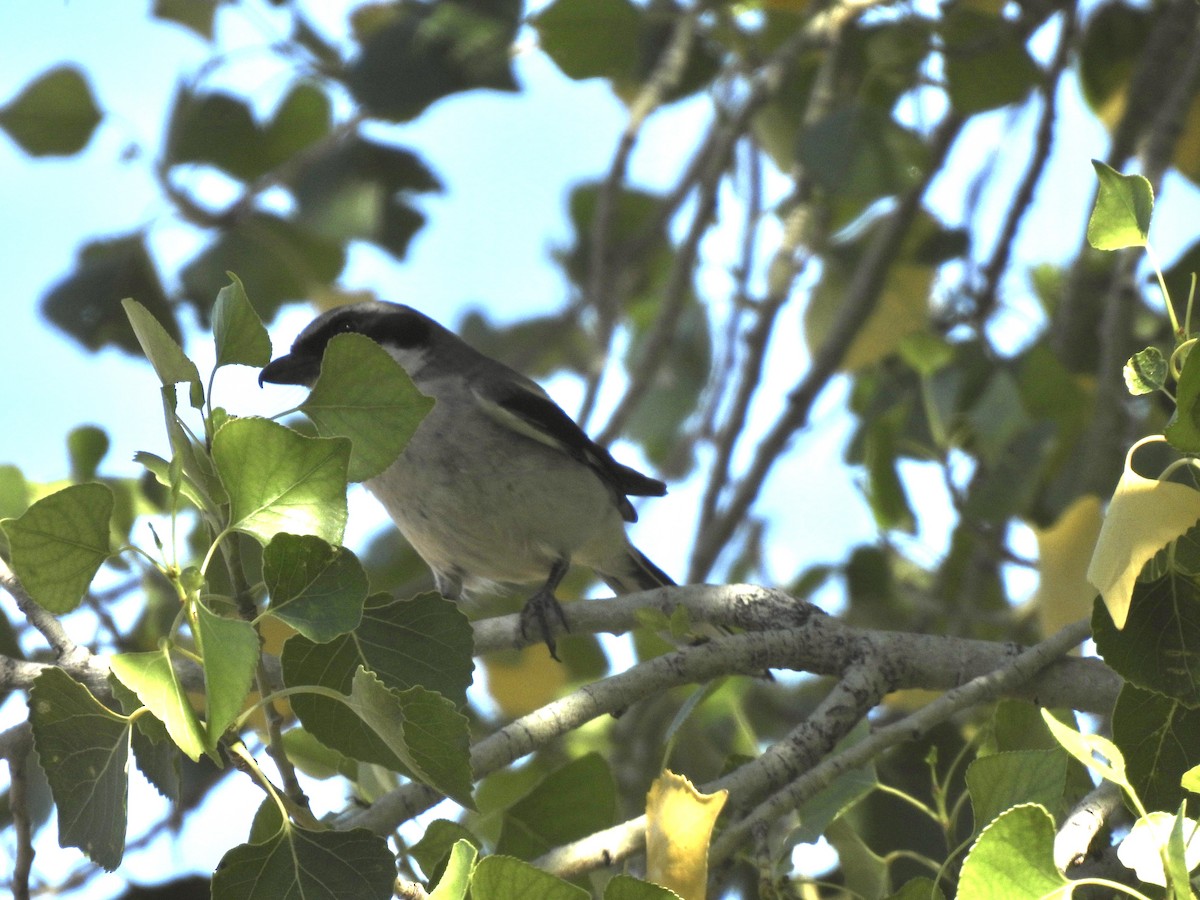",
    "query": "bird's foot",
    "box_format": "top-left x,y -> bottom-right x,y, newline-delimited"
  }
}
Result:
519,590 -> 570,661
